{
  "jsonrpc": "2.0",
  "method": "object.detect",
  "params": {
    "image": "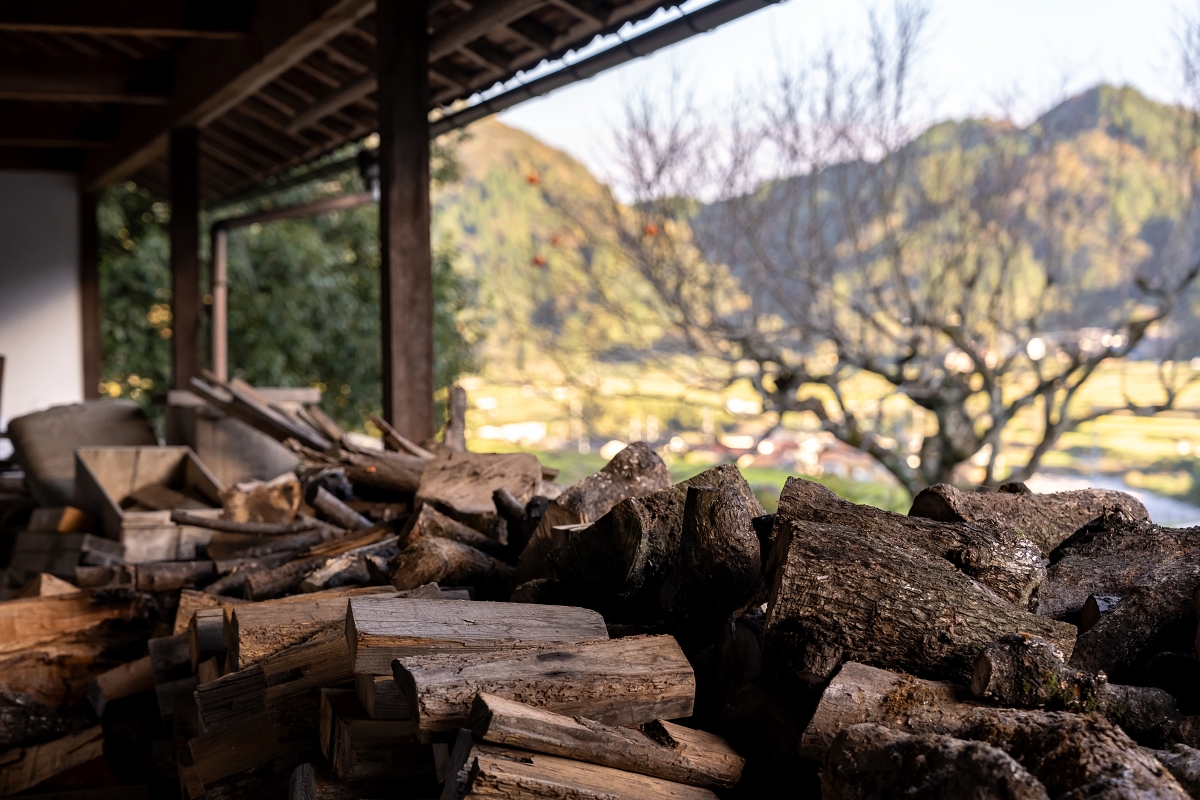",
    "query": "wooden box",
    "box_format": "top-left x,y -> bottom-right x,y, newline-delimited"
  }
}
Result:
74,447 -> 224,563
